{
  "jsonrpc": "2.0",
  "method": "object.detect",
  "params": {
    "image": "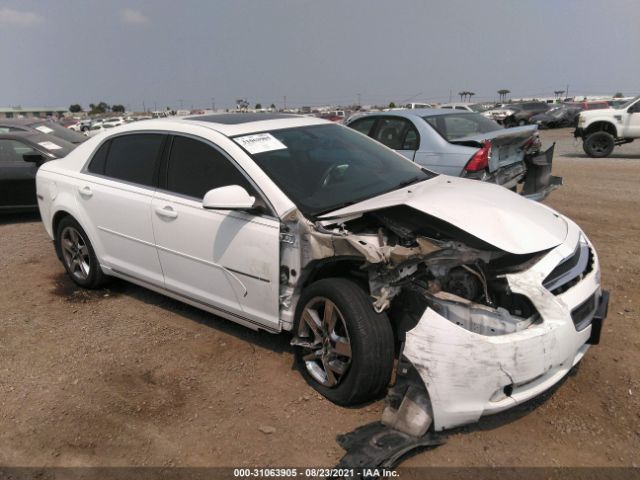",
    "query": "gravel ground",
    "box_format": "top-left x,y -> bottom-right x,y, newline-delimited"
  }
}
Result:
0,128 -> 638,468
